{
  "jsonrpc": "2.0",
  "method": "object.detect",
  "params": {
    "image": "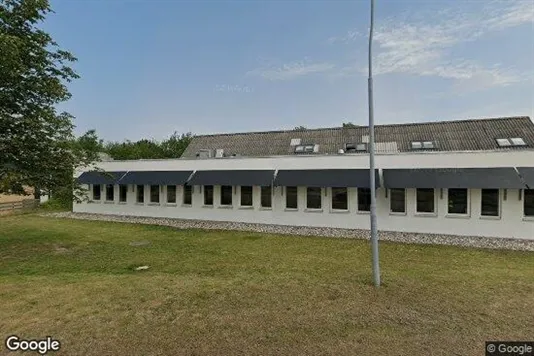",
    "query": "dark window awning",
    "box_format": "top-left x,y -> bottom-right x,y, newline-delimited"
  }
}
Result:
188,170 -> 275,186
119,171 -> 193,185
273,169 -> 380,188
383,168 -> 526,189
77,171 -> 127,185
517,167 -> 534,188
